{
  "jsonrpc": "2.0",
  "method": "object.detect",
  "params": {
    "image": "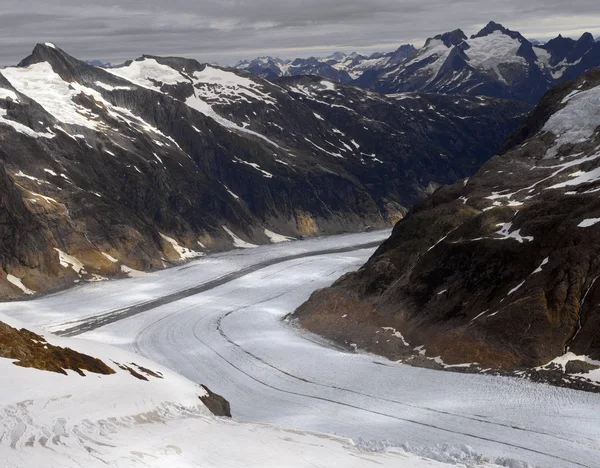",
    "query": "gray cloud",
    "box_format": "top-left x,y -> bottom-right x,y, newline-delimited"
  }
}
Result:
1,0 -> 599,66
